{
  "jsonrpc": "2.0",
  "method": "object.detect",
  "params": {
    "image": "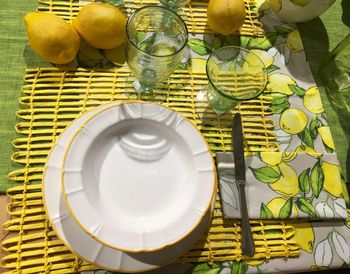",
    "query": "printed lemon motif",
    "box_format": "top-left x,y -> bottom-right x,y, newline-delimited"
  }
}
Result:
24,12 -> 80,64
286,29 -> 304,53
282,152 -> 297,162
242,49 -> 274,73
295,145 -> 323,157
322,162 -> 342,198
270,162 -> 299,196
280,108 -> 308,134
291,222 -> 315,253
266,197 -> 299,218
189,58 -> 207,73
269,0 -> 282,13
267,73 -> 296,95
303,87 -> 324,114
260,152 -> 282,166
317,126 -> 335,150
290,0 -> 311,7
